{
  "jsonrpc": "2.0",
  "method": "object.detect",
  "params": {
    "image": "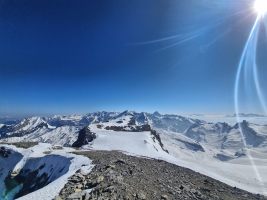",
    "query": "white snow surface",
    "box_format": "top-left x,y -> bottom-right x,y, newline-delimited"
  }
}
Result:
159,130 -> 267,195
20,117 -> 54,131
0,143 -> 93,200
87,125 -> 171,160
51,114 -> 83,121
